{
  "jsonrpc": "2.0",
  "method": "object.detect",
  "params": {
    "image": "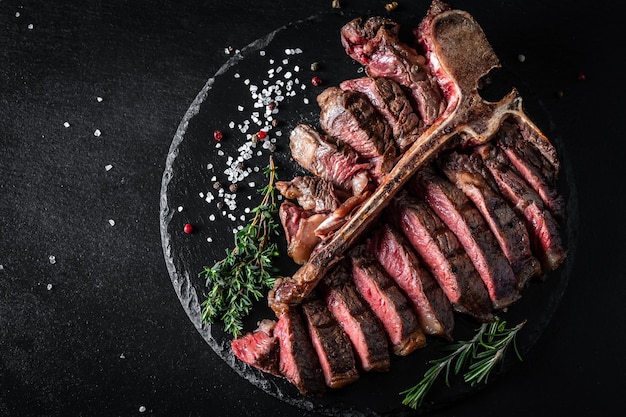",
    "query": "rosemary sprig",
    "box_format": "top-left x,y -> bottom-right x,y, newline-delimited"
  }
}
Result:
401,316 -> 526,409
200,156 -> 281,338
